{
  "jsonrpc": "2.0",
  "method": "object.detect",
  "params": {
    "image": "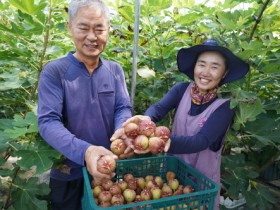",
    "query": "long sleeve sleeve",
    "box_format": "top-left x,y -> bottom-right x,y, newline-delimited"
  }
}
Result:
145,82 -> 235,154
168,101 -> 235,154
145,82 -> 189,121
38,68 -> 91,166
